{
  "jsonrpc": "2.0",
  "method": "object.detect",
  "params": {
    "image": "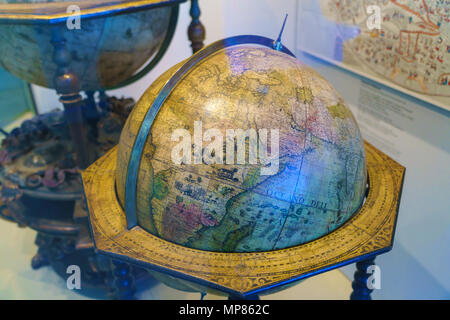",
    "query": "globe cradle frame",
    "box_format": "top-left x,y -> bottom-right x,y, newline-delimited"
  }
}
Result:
83,142 -> 404,297
82,36 -> 405,298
